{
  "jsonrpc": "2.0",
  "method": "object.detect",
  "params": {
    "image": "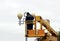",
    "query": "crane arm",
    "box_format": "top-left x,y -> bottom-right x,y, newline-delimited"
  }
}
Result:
35,16 -> 58,37
42,20 -> 58,37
